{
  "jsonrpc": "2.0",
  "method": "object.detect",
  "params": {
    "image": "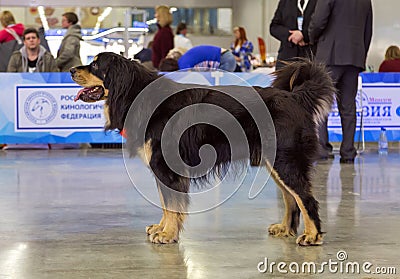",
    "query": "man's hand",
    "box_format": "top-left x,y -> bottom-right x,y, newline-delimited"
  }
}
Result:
298,40 -> 306,46
288,30 -> 304,45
